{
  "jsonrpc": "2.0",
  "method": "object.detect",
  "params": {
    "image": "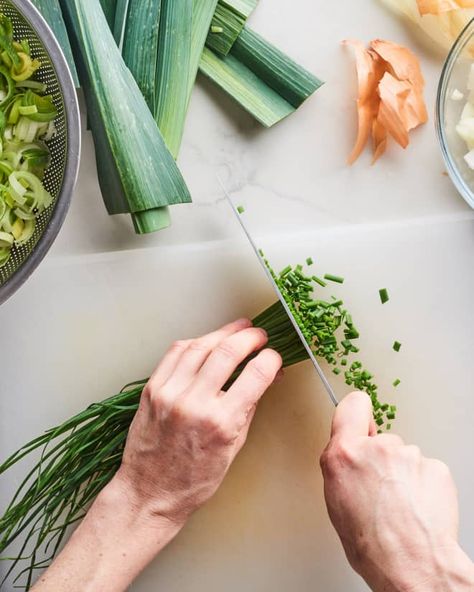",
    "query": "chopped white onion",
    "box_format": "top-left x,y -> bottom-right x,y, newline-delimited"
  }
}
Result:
464,149 -> 474,170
